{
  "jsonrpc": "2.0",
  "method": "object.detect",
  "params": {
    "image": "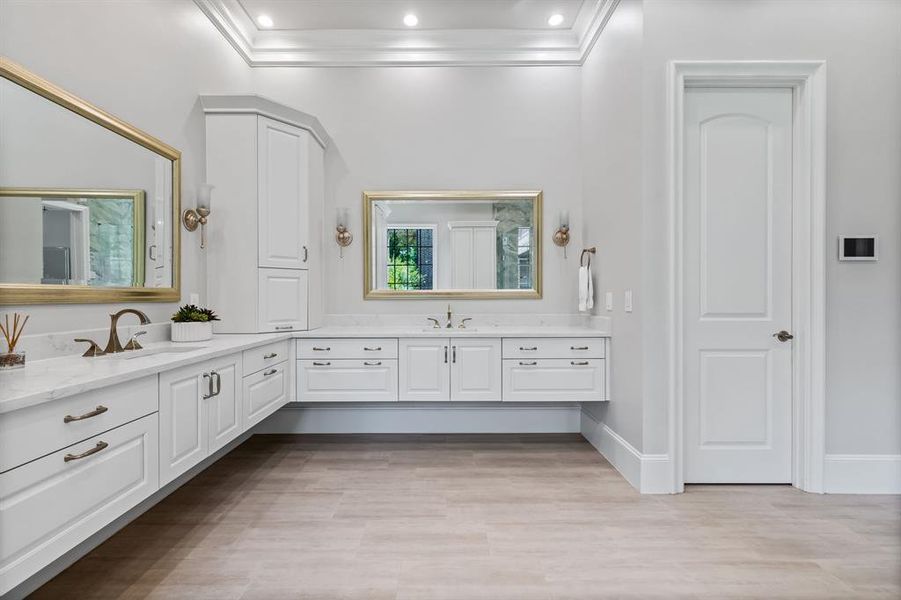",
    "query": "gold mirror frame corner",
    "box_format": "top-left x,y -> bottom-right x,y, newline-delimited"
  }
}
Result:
0,56 -> 181,305
362,190 -> 543,300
